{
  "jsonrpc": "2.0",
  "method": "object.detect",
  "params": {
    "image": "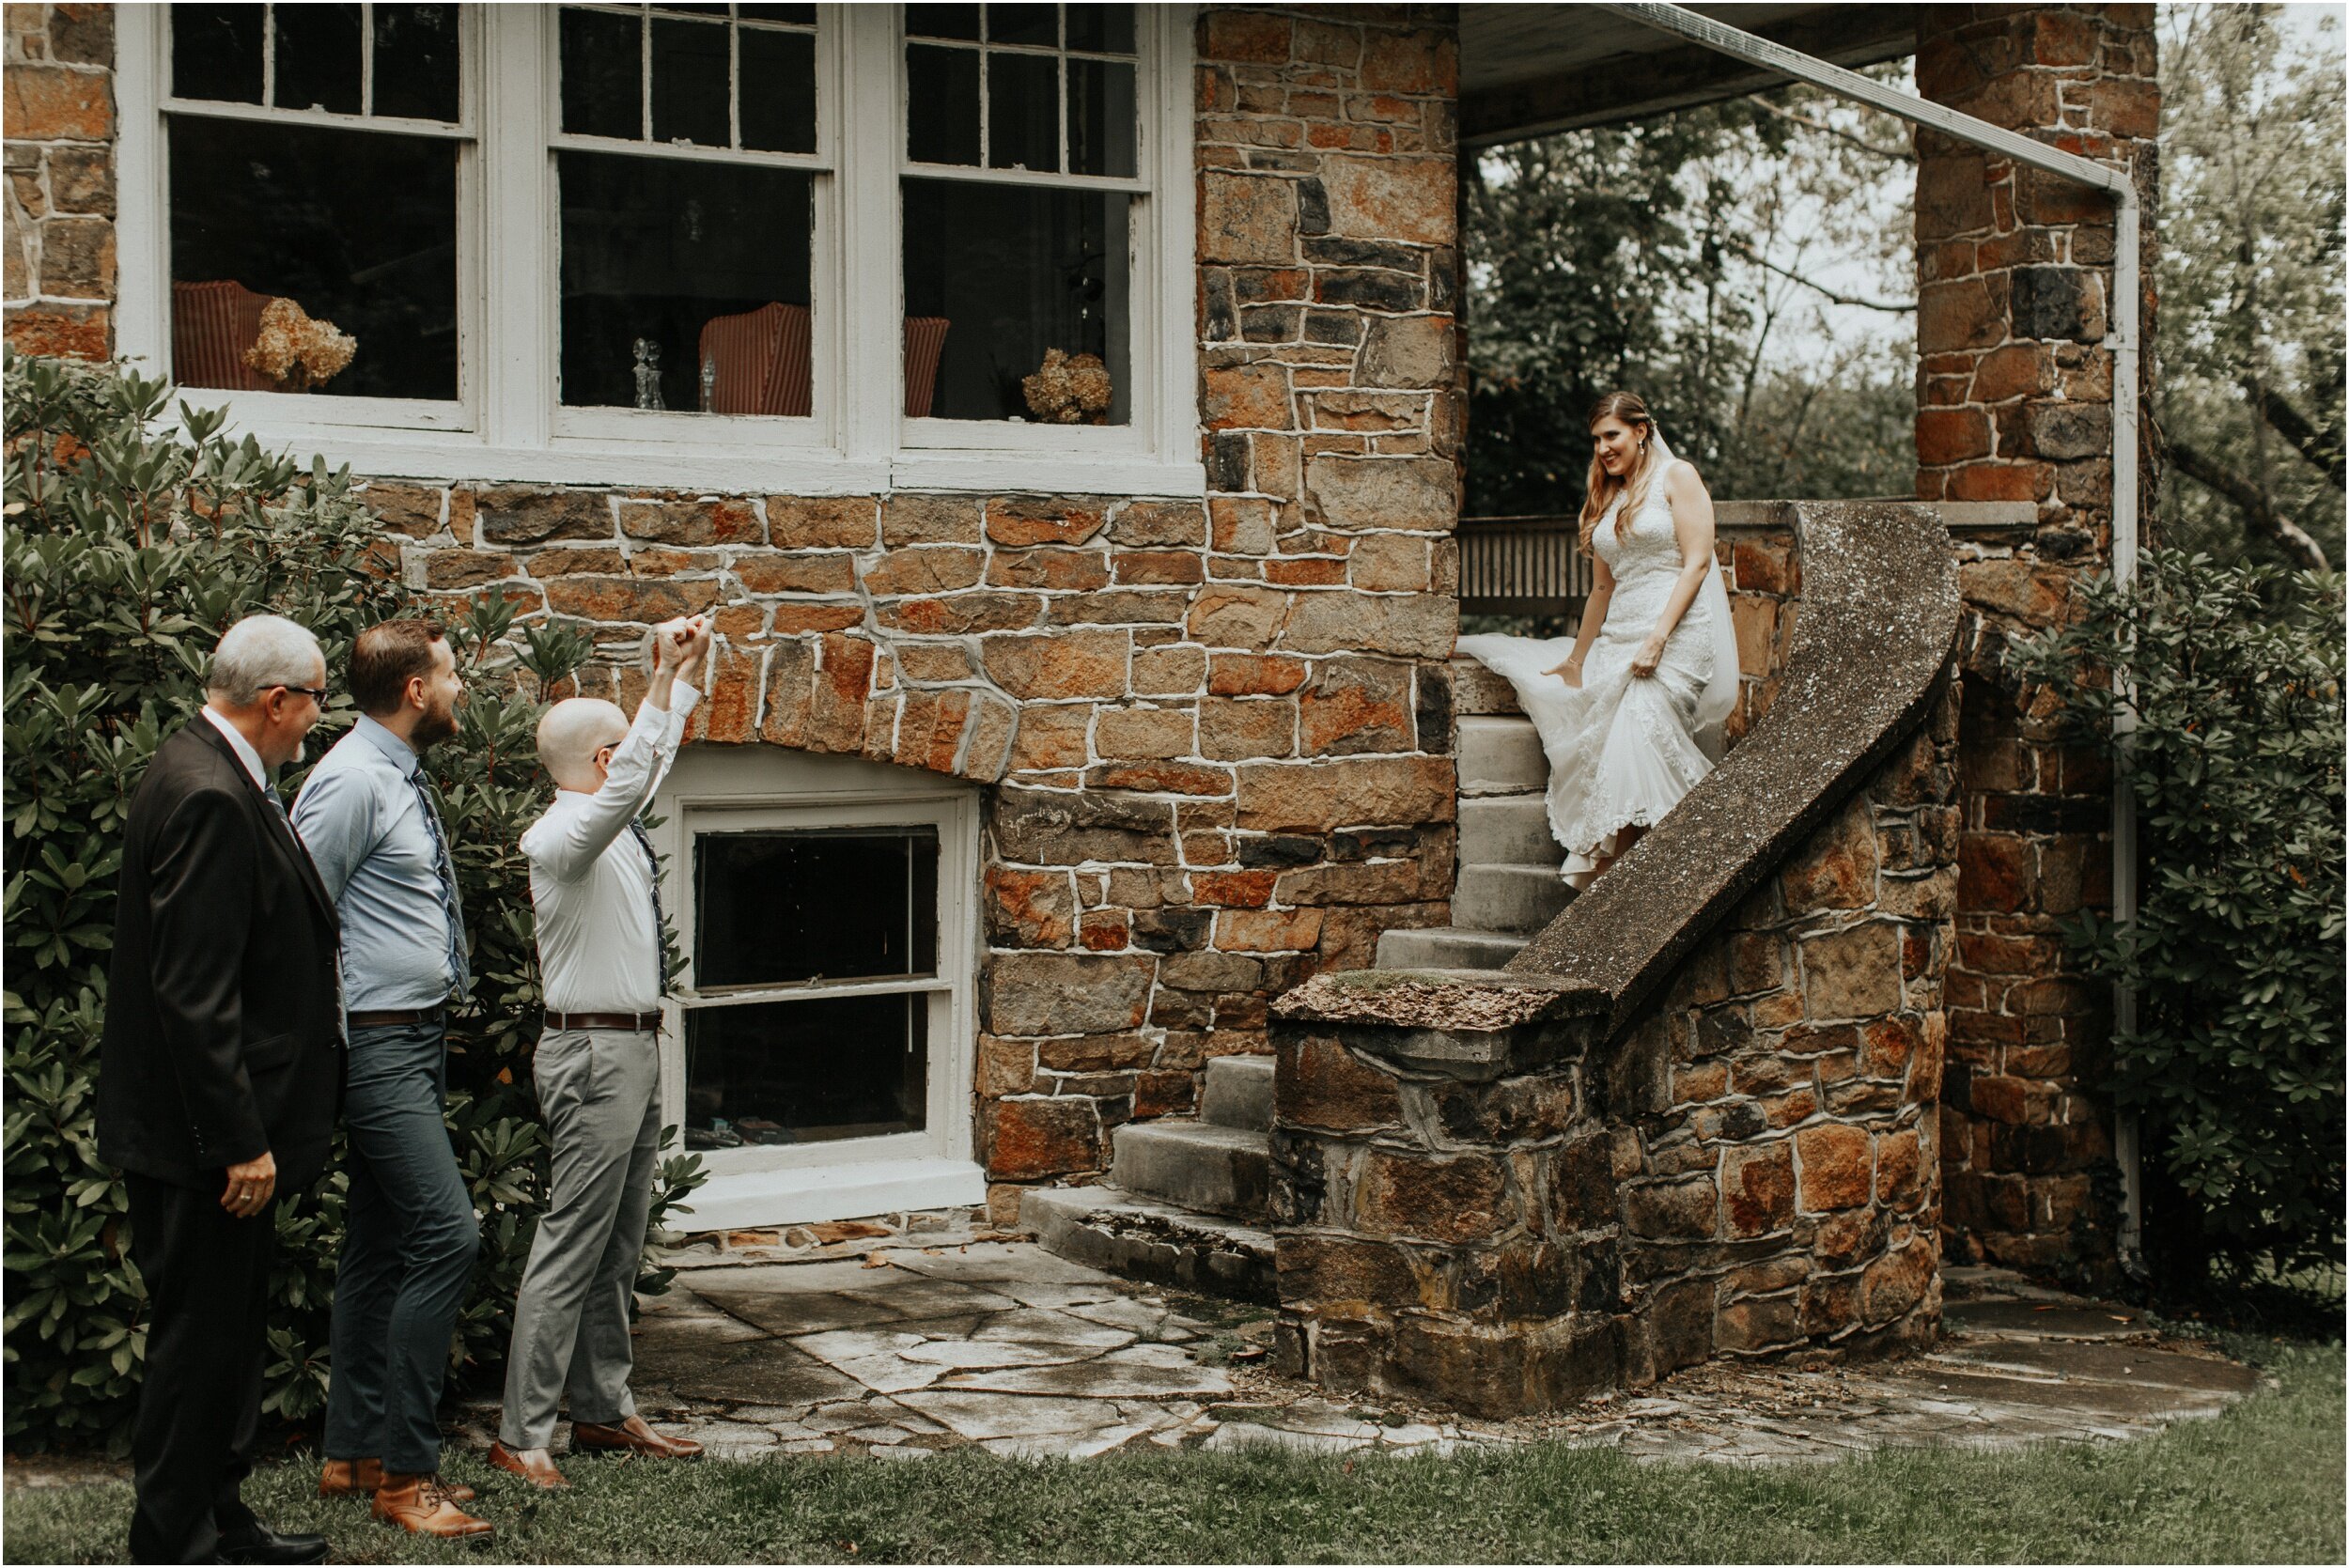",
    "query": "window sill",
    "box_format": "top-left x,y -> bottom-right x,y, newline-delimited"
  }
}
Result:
174,412 -> 1208,499
670,1155 -> 988,1232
